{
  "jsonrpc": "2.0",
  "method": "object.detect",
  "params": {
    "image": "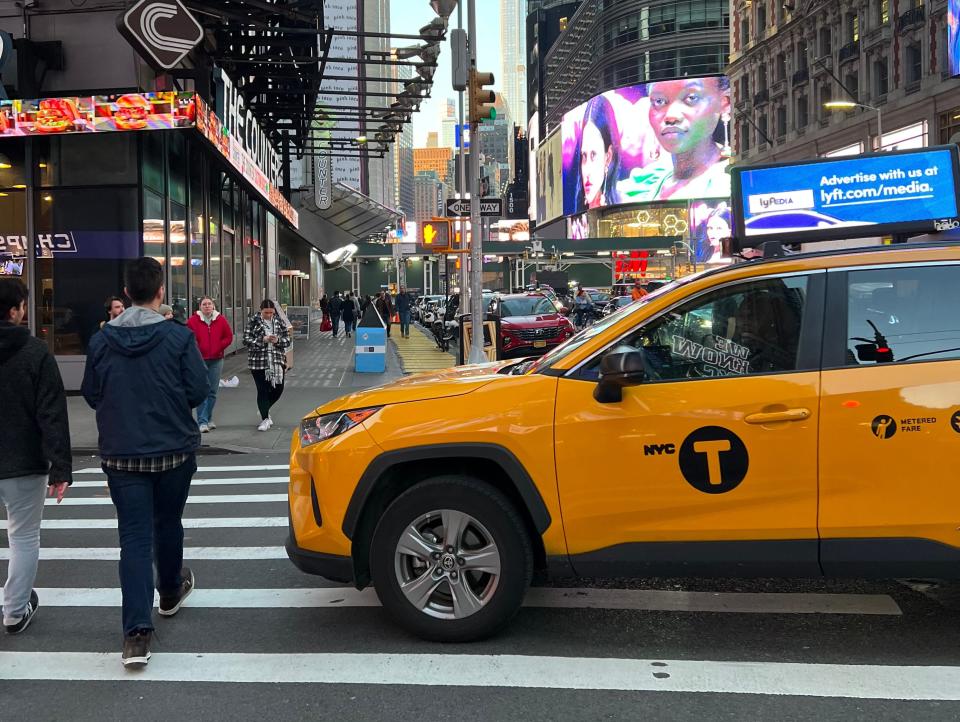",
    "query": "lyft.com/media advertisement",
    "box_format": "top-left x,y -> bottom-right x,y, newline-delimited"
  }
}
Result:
736,148 -> 960,239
